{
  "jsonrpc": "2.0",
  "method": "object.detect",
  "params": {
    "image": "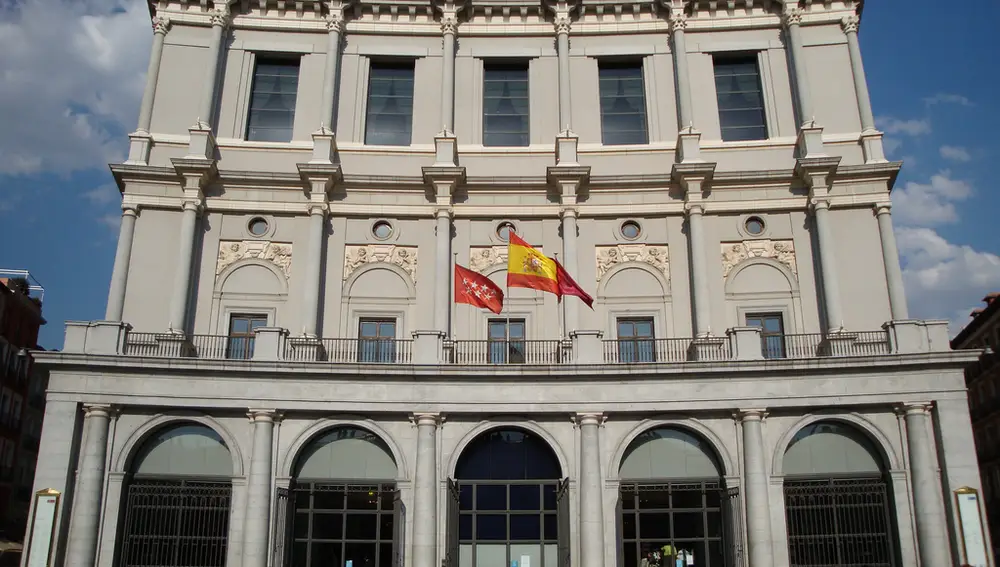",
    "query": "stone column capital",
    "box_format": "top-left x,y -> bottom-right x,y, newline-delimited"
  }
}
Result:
554,13 -> 572,35
82,404 -> 113,419
326,11 -> 347,33
152,16 -> 171,35
308,203 -> 330,217
440,12 -> 458,35
736,409 -> 768,422
122,205 -> 140,218
808,197 -> 831,213
181,199 -> 204,214
684,202 -> 705,216
574,413 -> 606,427
782,7 -> 804,27
669,12 -> 687,33
896,402 -> 933,417
560,206 -> 578,219
841,14 -> 860,34
209,6 -> 232,28
874,202 -> 892,216
410,413 -> 443,427
247,409 -> 280,423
